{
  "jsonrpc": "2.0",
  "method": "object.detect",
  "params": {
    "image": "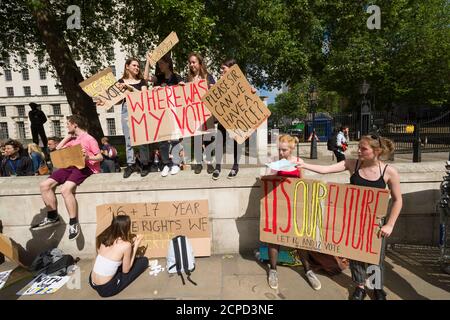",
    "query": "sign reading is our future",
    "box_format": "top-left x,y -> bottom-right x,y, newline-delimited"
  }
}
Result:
201,64 -> 271,144
260,177 -> 390,265
96,200 -> 211,258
